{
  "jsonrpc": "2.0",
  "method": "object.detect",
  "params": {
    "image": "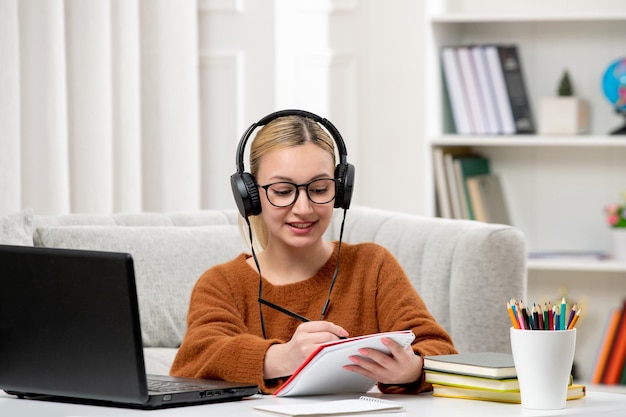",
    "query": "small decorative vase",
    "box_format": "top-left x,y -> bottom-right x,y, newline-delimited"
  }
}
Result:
612,229 -> 626,261
538,97 -> 589,134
